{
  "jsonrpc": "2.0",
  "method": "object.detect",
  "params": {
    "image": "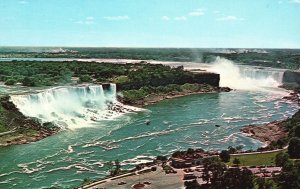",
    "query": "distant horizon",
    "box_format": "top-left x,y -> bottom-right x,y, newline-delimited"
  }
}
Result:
0,45 -> 300,50
1,0 -> 299,48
